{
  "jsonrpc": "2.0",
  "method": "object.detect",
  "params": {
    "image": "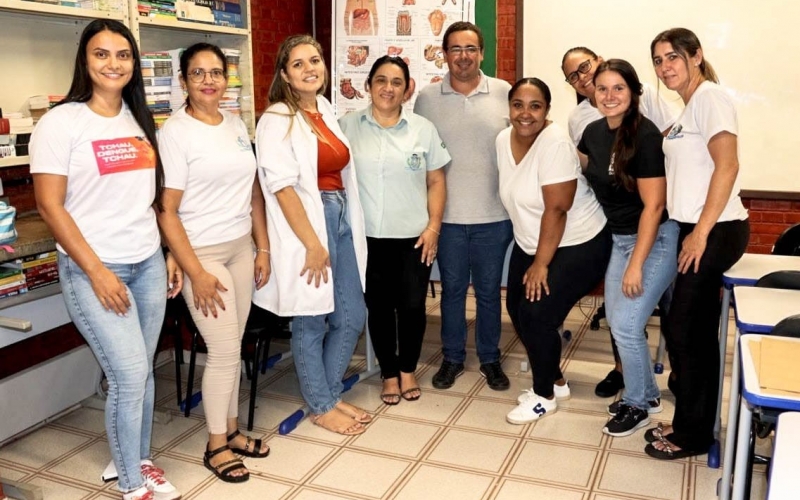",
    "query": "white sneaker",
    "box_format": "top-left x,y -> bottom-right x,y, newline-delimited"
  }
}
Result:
506,394 -> 557,424
517,381 -> 571,405
123,487 -> 154,500
141,461 -> 181,500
